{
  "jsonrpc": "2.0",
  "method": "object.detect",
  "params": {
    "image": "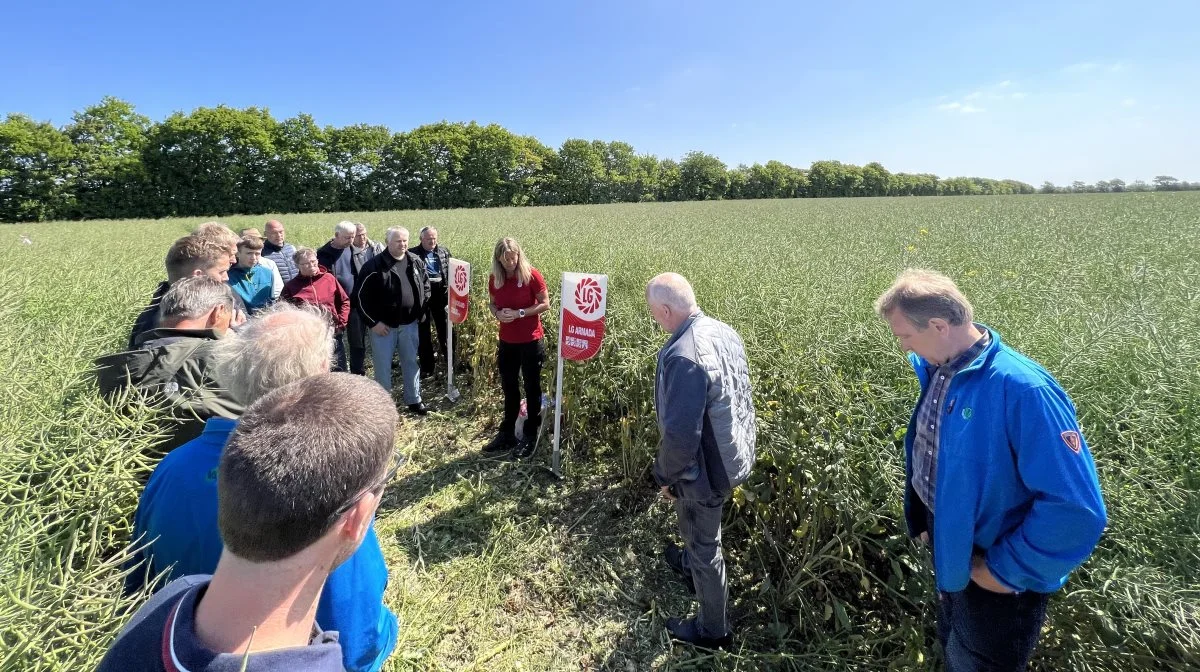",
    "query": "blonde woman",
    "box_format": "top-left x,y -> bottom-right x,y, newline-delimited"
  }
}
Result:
484,238 -> 550,458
